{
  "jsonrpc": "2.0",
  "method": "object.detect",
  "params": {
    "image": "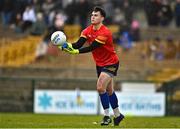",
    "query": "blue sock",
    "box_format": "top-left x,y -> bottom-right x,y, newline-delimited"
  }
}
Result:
99,92 -> 110,109
109,92 -> 118,109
